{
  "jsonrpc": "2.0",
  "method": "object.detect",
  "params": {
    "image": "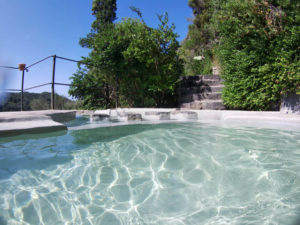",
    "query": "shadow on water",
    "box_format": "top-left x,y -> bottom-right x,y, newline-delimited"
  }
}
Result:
70,123 -> 183,145
63,115 -> 90,127
0,123 -> 184,181
0,130 -> 75,180
0,130 -> 68,143
292,217 -> 300,225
